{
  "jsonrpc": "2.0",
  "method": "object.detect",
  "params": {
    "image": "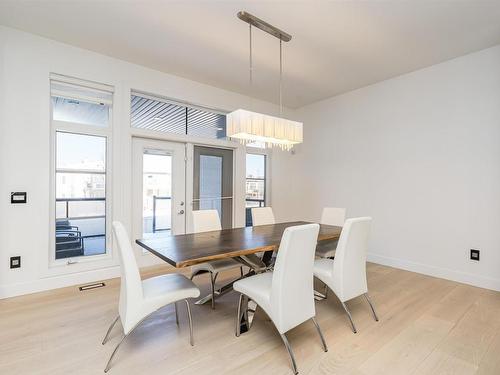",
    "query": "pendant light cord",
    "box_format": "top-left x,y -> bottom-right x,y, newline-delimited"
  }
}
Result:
249,24 -> 253,87
279,38 -> 283,115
